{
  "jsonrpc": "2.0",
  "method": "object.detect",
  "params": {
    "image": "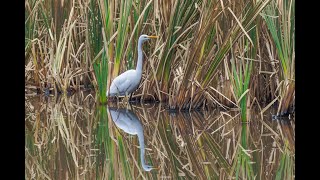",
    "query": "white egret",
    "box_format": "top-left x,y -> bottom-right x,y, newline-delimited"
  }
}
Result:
108,107 -> 157,171
107,34 -> 158,99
